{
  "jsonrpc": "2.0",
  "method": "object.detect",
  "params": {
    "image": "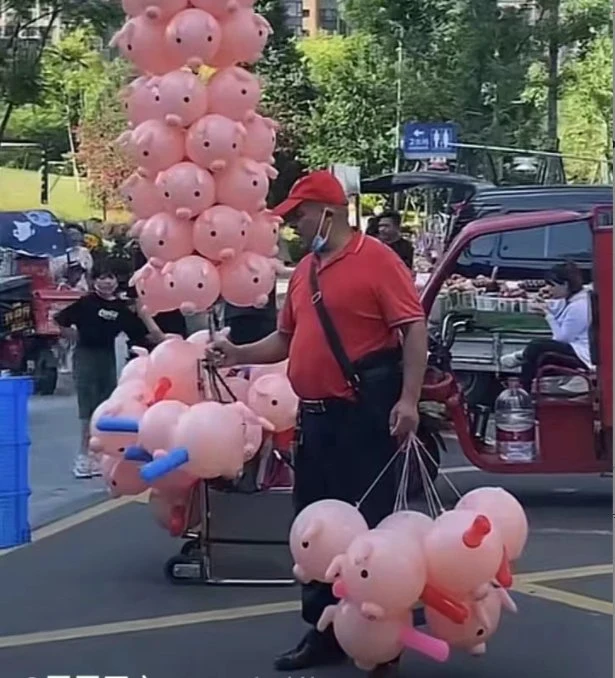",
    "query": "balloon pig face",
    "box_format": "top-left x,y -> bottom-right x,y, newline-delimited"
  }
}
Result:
101,456 -> 148,498
162,255 -> 221,315
122,0 -> 189,21
327,530 -> 427,620
219,251 -> 276,308
116,120 -> 185,178
165,8 -> 222,70
109,16 -> 180,75
215,158 -> 278,213
155,162 -> 216,220
120,76 -> 156,128
245,210 -> 281,257
138,213 -> 194,263
148,70 -> 208,128
247,373 -> 298,433
89,399 -> 146,458
185,114 -> 245,172
129,261 -> 175,315
207,67 -> 261,121
212,9 -> 273,67
289,499 -> 368,584
193,205 -> 249,262
120,173 -> 165,220
243,114 -> 278,164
